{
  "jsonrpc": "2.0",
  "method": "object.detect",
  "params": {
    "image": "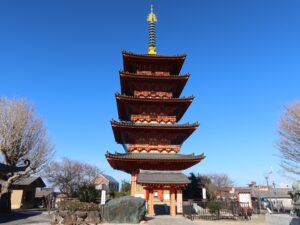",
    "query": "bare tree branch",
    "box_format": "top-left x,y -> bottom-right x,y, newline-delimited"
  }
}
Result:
0,97 -> 54,212
44,157 -> 101,197
277,101 -> 300,176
